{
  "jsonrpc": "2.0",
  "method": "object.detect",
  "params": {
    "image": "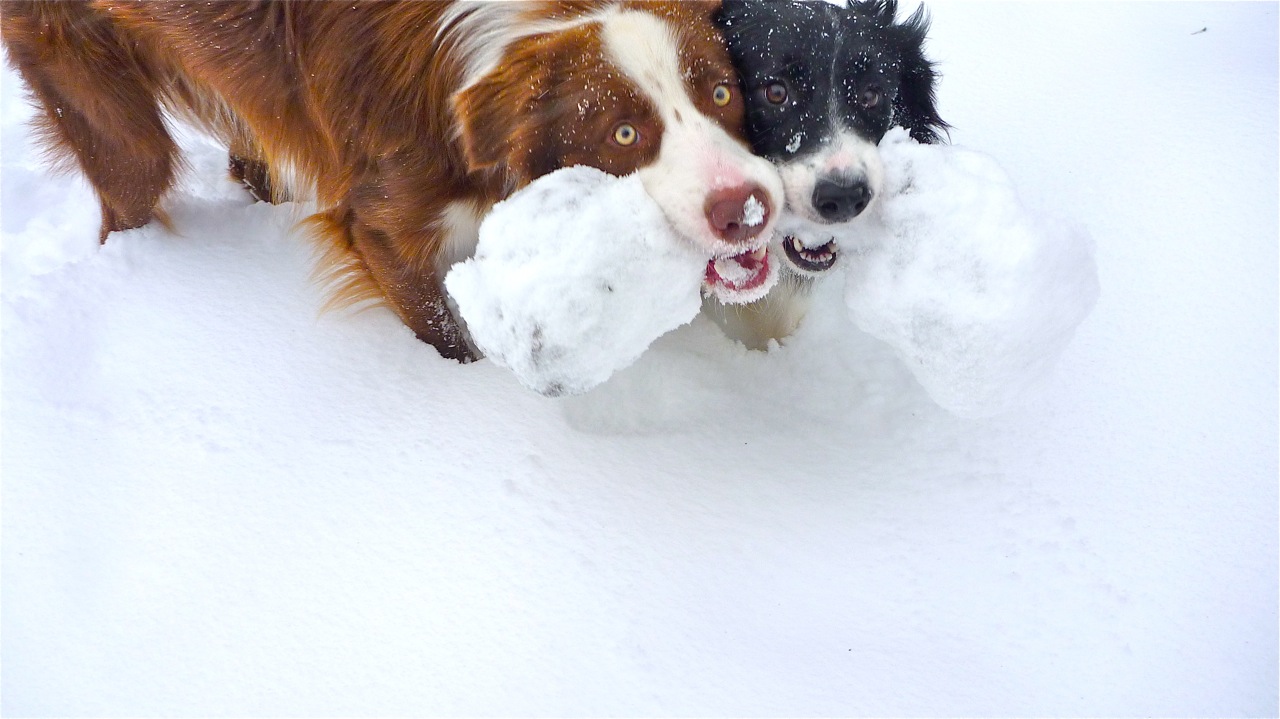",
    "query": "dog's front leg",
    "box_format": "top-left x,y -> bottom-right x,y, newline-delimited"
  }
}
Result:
313,163 -> 481,363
